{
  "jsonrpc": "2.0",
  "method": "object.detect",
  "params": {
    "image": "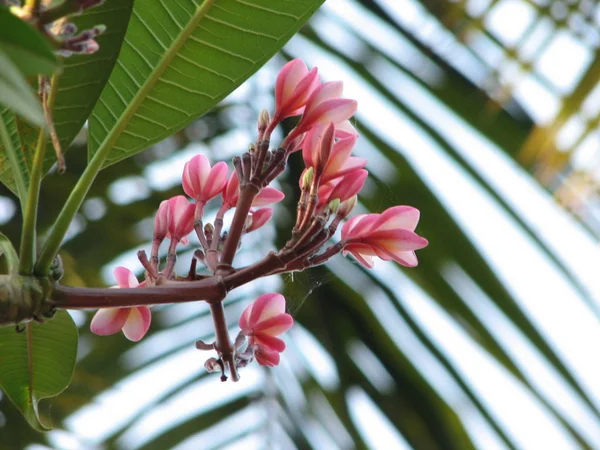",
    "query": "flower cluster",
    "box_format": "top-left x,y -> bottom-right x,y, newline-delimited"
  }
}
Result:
89,59 -> 428,379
